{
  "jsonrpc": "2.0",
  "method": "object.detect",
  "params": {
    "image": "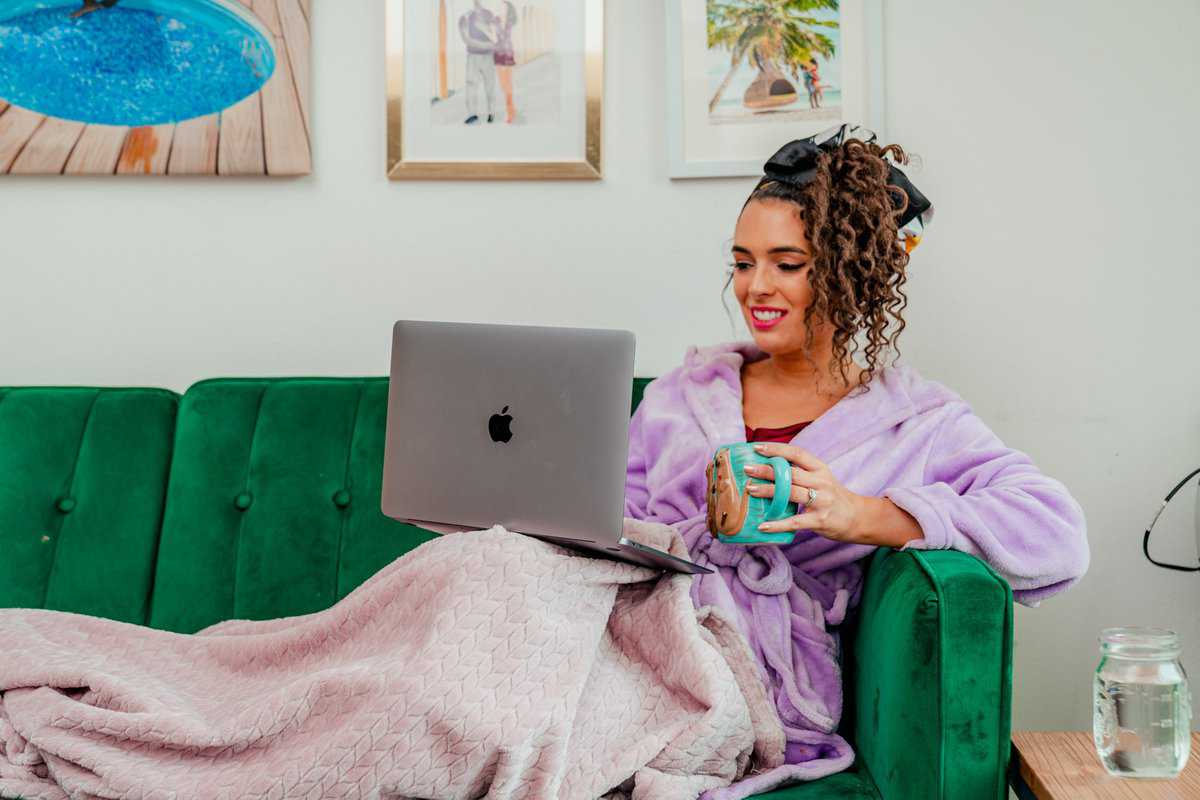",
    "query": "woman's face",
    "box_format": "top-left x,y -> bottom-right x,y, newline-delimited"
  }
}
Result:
731,198 -> 824,354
